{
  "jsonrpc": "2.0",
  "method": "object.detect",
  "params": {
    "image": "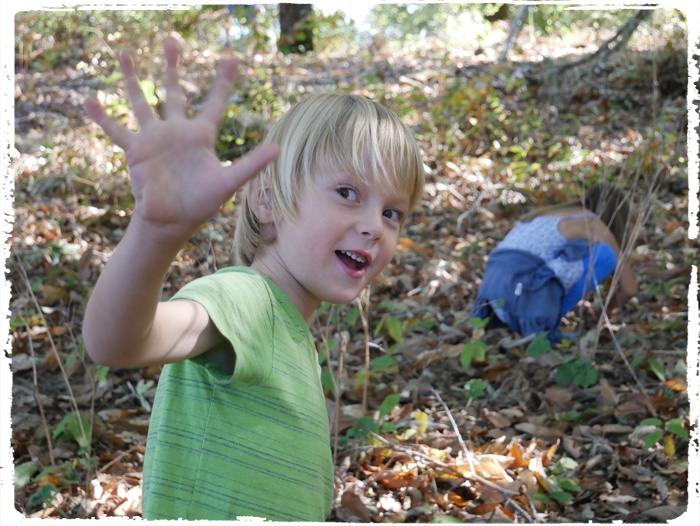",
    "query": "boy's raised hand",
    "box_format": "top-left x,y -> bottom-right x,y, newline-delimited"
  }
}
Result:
85,38 -> 279,243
